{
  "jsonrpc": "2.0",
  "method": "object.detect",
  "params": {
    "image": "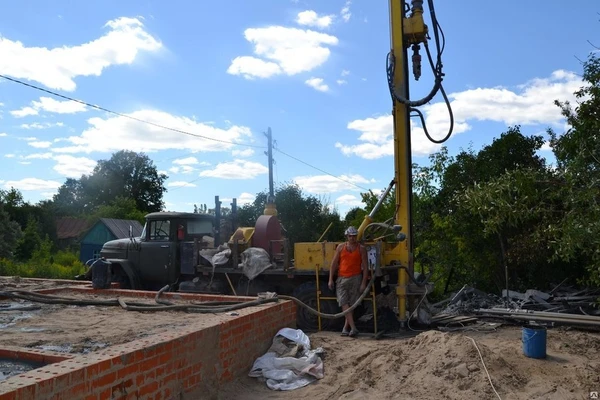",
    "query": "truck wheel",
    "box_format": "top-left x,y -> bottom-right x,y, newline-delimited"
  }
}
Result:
292,282 -> 340,331
111,266 -> 132,289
